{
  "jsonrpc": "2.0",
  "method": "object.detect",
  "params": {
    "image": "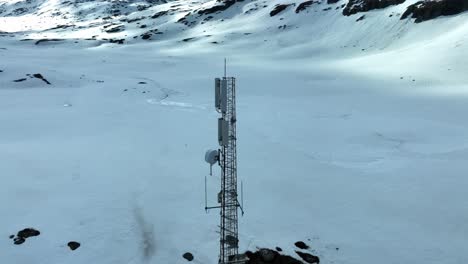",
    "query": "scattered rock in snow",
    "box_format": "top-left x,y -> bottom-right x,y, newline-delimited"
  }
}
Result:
294,241 -> 309,249
109,39 -> 125,44
183,252 -> 194,261
12,228 -> 40,245
141,33 -> 152,40
356,15 -> 366,21
151,10 -> 168,19
31,73 -> 51,85
295,251 -> 320,264
35,38 -> 63,45
105,25 -> 125,33
17,228 -> 40,239
14,237 -> 26,245
68,241 -> 81,250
